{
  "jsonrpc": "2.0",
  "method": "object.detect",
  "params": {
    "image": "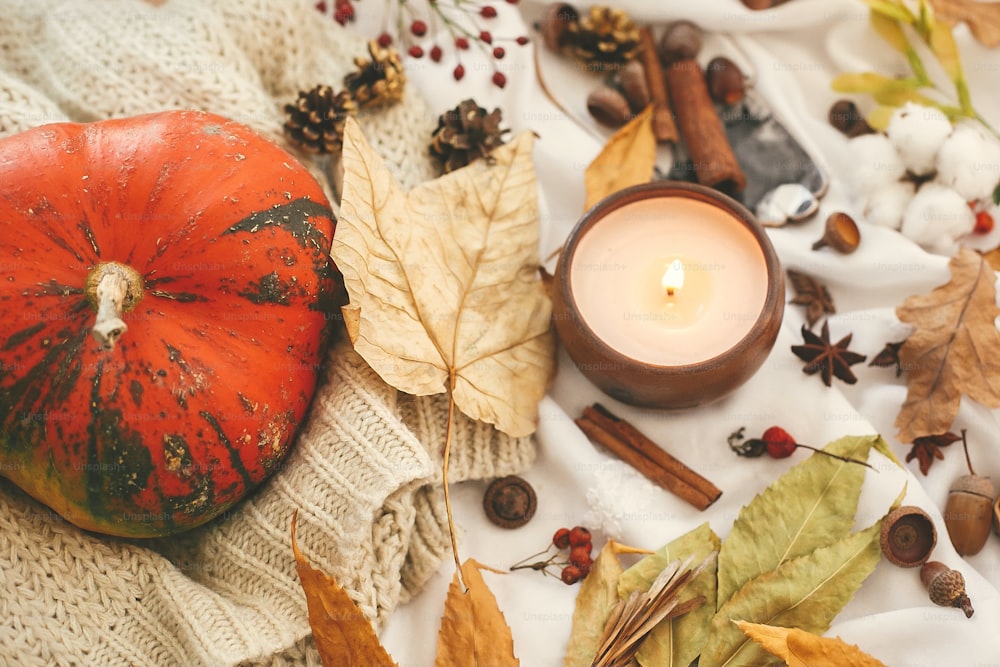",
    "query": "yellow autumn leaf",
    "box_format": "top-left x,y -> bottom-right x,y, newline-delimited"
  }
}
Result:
583,105 -> 656,211
290,512 -> 398,667
333,117 -> 555,438
435,559 -> 519,667
735,621 -> 888,667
